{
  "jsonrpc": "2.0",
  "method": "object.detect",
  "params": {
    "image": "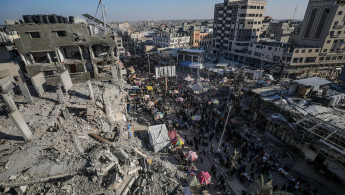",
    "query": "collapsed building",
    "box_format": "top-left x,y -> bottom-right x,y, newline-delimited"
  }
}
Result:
6,14 -> 121,85
249,77 -> 345,184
